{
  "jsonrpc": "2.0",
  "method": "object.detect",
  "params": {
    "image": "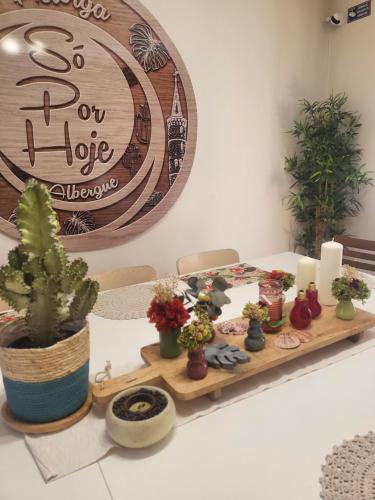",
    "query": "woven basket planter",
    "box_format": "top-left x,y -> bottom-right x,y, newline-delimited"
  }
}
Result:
0,321 -> 90,423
